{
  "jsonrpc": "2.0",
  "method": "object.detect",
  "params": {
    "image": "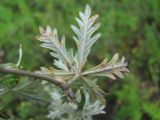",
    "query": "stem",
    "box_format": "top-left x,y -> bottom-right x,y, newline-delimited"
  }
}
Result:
0,67 -> 68,90
0,67 -> 77,101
